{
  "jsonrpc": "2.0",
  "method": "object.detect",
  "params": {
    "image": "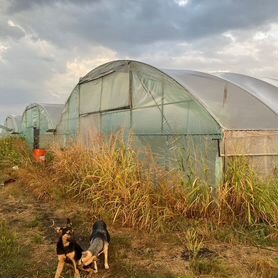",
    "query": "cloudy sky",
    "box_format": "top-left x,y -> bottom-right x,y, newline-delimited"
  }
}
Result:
0,0 -> 278,124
